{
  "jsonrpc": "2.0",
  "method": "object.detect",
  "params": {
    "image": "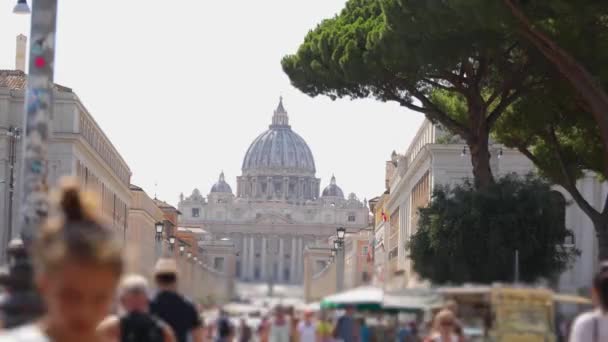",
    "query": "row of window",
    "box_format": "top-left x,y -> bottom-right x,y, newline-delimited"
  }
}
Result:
190,207 -> 357,222
79,114 -> 130,185
76,160 -> 128,230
